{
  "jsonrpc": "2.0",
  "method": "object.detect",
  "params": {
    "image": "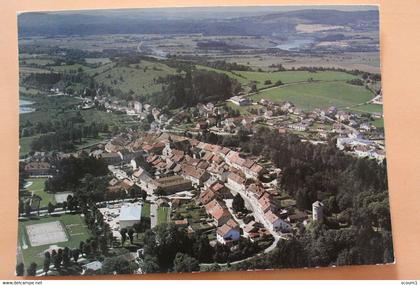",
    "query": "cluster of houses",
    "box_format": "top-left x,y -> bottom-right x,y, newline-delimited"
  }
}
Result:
336,135 -> 386,161
97,131 -> 321,246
